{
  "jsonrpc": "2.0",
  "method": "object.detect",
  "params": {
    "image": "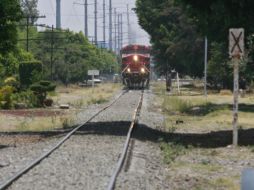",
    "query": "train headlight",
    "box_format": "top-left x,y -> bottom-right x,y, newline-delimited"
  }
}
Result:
133,55 -> 139,62
127,68 -> 131,73
141,68 -> 145,73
